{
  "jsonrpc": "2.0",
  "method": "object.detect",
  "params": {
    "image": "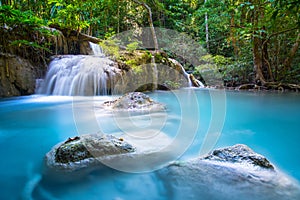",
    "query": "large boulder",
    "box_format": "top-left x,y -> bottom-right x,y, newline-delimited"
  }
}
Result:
203,144 -> 274,169
45,131 -> 173,175
103,92 -> 166,111
157,144 -> 300,200
45,134 -> 135,173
